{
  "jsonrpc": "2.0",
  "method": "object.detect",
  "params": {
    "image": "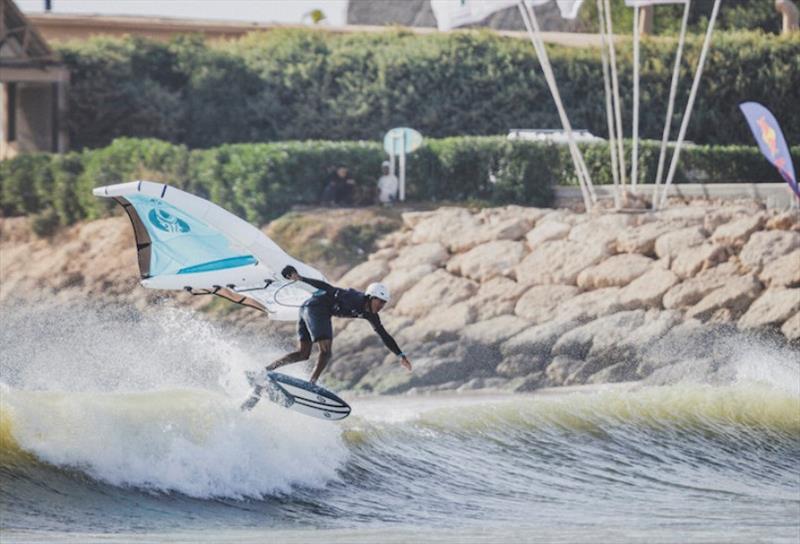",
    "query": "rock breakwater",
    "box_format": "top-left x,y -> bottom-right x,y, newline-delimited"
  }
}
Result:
330,202 -> 799,393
